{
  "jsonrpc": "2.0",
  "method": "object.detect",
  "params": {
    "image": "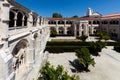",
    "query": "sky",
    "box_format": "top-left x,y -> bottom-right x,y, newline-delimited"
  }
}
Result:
15,0 -> 120,18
